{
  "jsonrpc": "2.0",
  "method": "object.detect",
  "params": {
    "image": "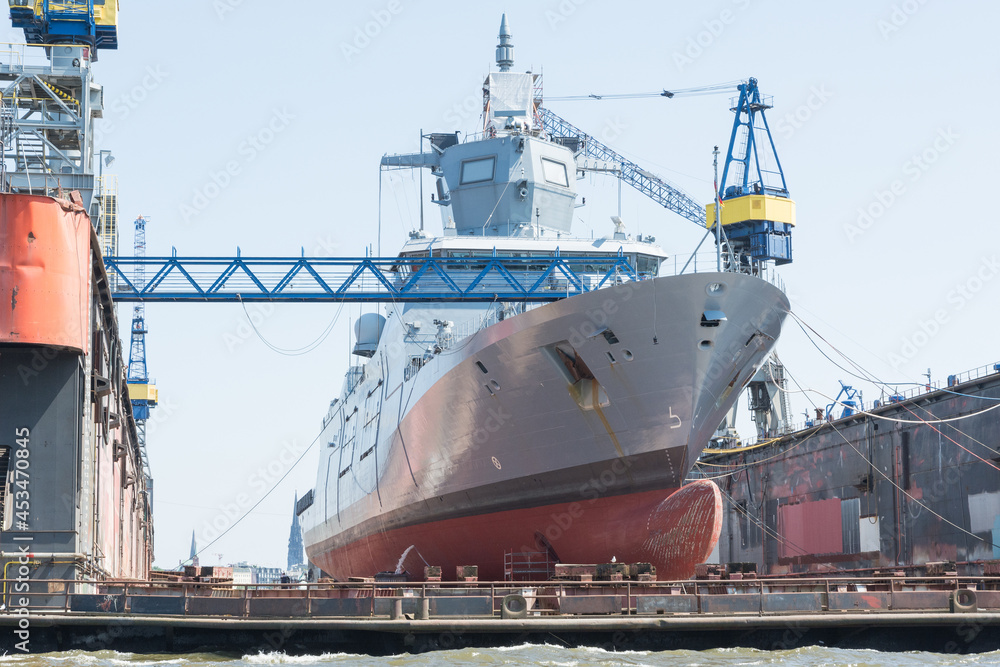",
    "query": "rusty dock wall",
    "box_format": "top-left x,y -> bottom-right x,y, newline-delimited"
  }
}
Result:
705,366 -> 1000,574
